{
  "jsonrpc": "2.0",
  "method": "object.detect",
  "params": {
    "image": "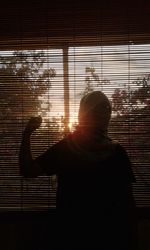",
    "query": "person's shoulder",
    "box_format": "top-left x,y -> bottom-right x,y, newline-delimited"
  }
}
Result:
110,140 -> 127,153
111,141 -> 136,182
108,140 -> 131,164
106,139 -> 122,153
51,136 -> 67,146
51,135 -> 70,151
